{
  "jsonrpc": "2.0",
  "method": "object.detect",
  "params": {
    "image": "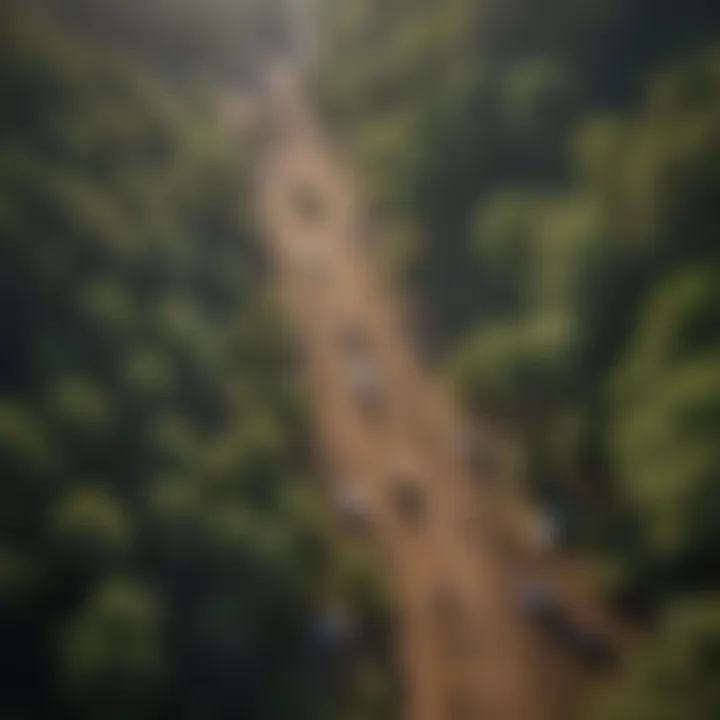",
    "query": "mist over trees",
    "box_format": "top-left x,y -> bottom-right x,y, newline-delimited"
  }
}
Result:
32,0 -> 296,81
